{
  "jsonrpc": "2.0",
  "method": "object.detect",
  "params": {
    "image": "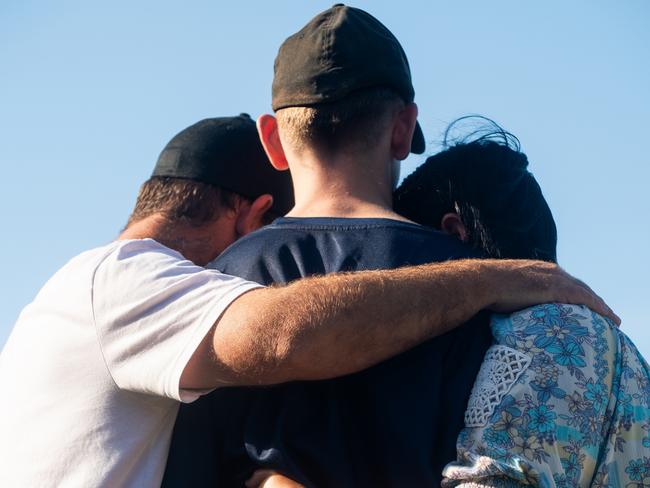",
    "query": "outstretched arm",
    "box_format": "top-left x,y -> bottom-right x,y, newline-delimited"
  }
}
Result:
181,259 -> 617,389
